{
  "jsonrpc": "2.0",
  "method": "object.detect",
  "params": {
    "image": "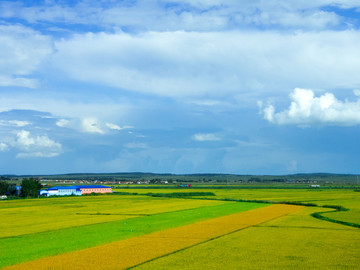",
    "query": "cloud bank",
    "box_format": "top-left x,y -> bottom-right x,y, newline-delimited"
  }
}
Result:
51,30 -> 360,99
262,88 -> 360,126
1,0 -> 359,31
